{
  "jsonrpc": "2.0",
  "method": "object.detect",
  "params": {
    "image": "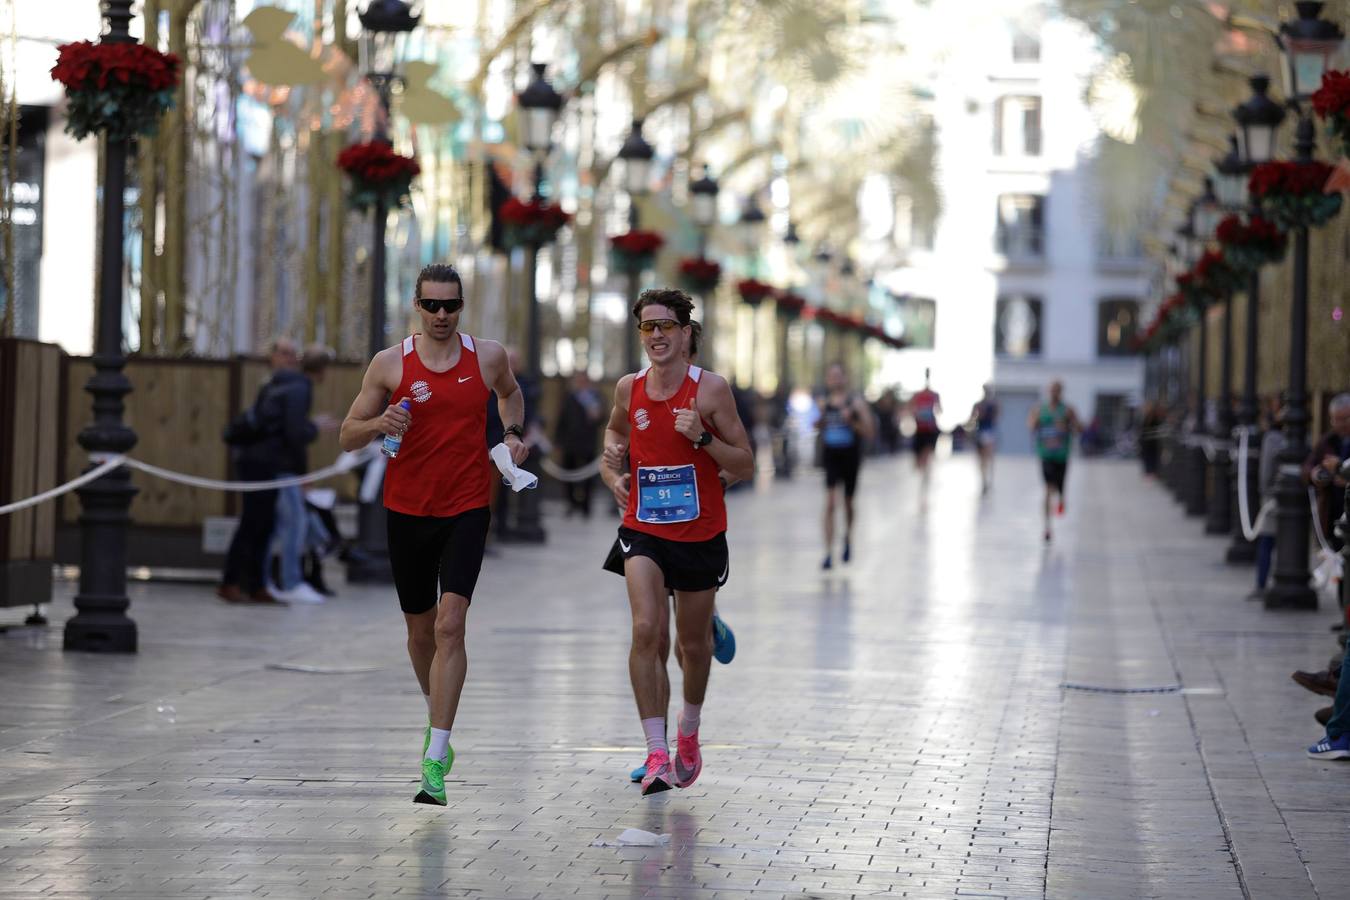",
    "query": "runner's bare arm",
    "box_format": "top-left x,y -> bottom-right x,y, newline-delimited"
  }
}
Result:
339,347 -> 408,451
691,374 -> 754,483
479,339 -> 528,464
600,375 -> 634,491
